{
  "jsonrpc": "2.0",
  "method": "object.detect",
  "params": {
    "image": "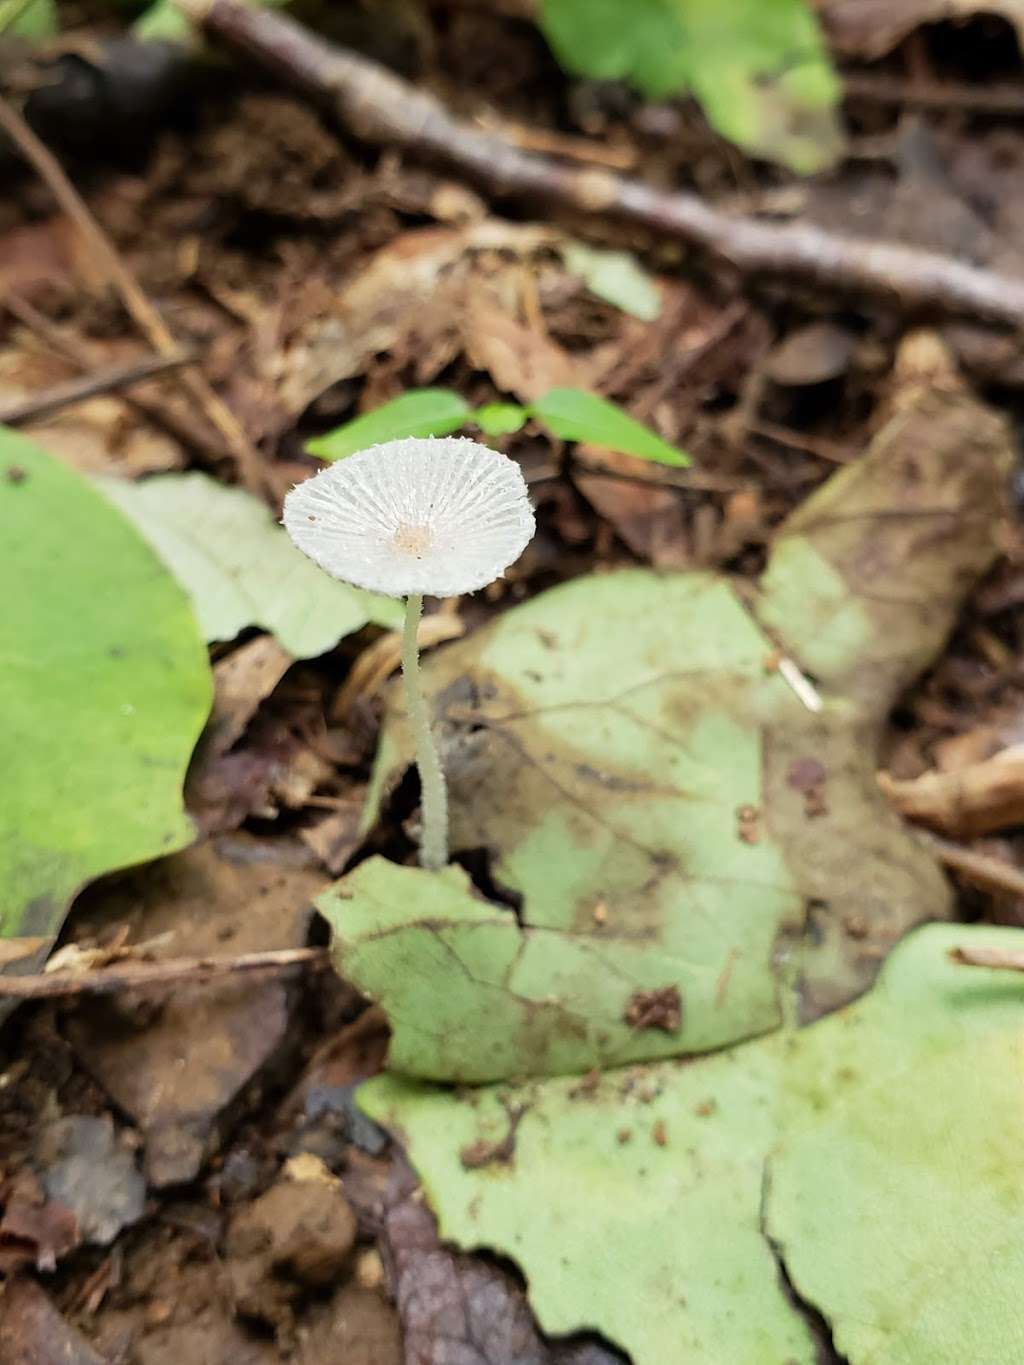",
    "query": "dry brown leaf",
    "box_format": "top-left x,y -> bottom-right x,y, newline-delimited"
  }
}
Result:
573,462 -> 688,567
205,636 -> 294,756
333,611 -> 464,720
880,744 -> 1024,837
300,802 -> 365,875
463,296 -> 579,401
821,0 -> 1024,58
274,221 -> 558,419
0,347 -> 184,477
65,837 -> 325,1186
